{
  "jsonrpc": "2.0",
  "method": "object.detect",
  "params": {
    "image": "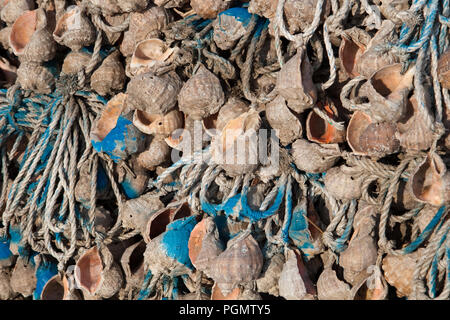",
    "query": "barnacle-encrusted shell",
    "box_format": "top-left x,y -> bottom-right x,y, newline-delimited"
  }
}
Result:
102,13 -> 129,45
136,136 -> 171,170
438,48 -> 450,89
178,65 -> 225,120
213,7 -> 253,50
91,50 -> 126,96
0,0 -> 35,25
266,95 -> 302,146
324,165 -> 364,200
291,139 -> 340,173
16,61 -> 55,94
317,268 -> 351,300
256,252 -> 285,297
190,0 -> 230,19
62,51 -> 92,75
10,257 -> 37,297
133,109 -> 184,137
126,71 -> 182,114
